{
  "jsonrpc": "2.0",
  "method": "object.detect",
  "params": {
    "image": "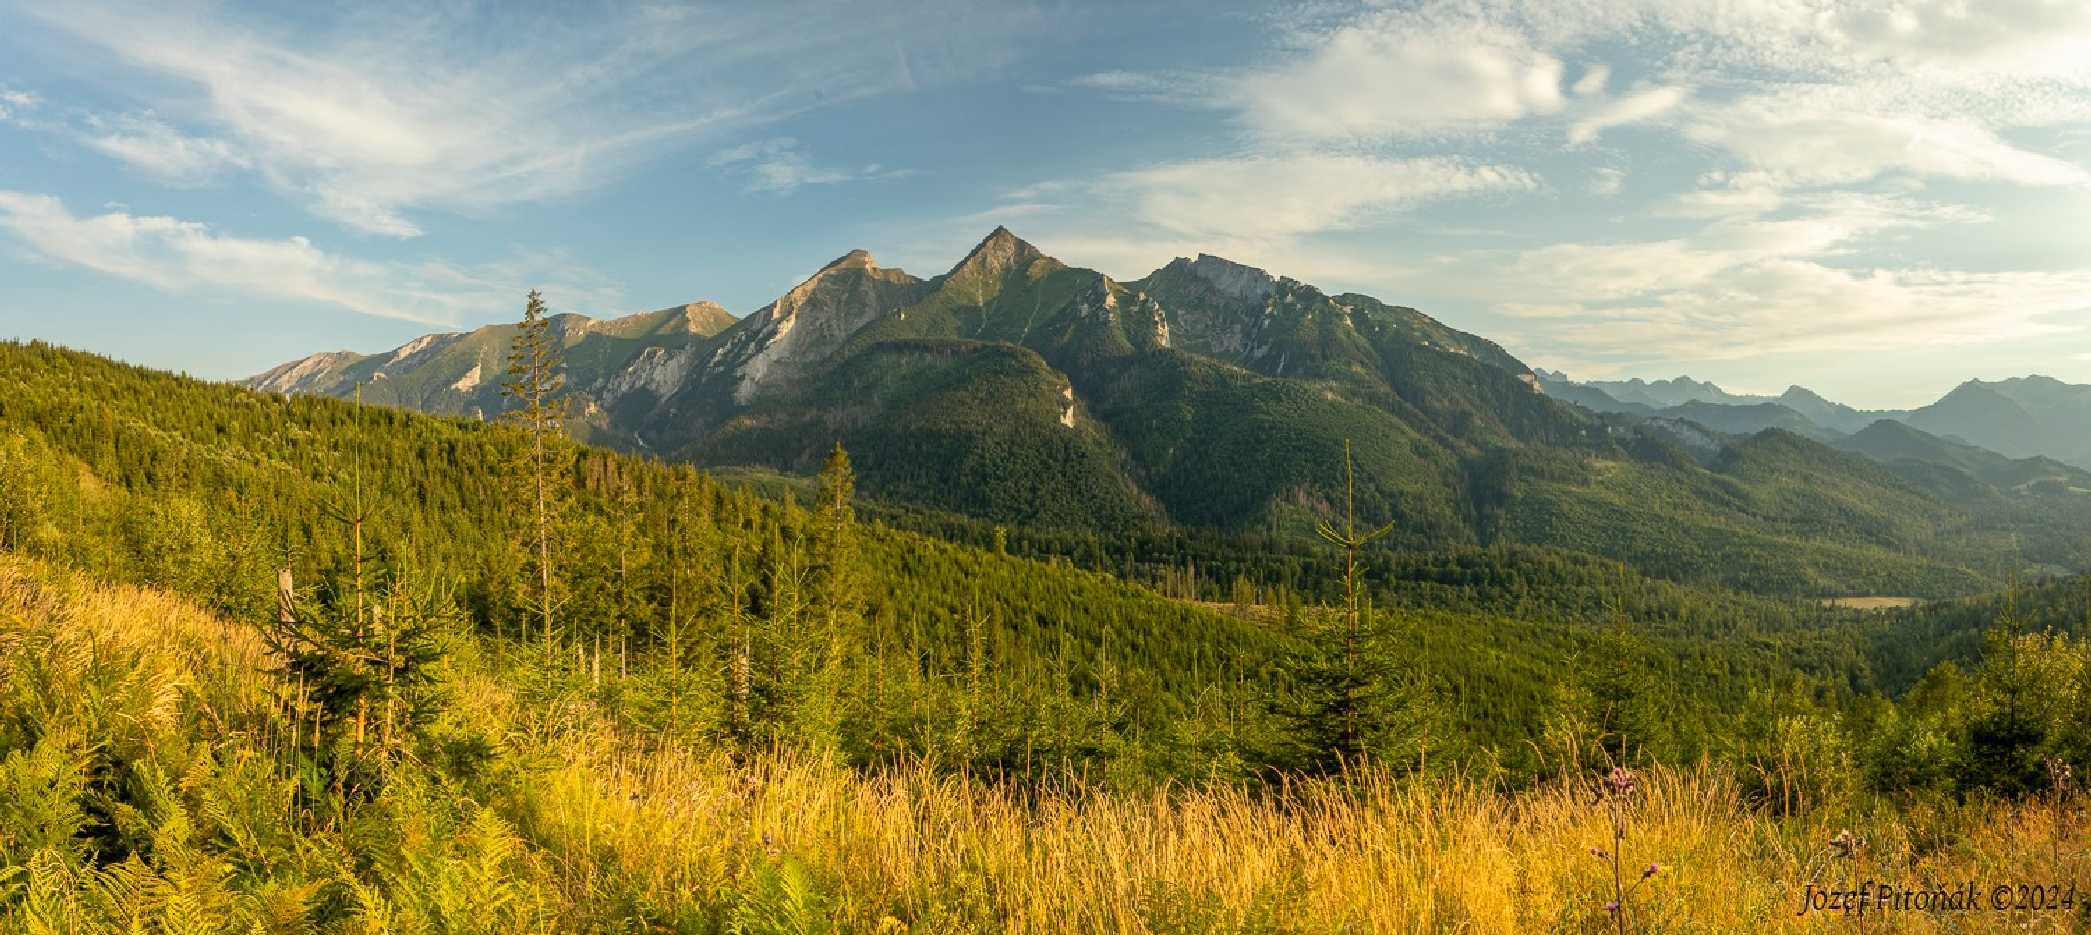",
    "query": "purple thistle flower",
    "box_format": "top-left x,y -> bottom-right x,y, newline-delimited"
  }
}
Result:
1604,901 -> 1620,913
1642,863 -> 1660,879
1603,766 -> 1637,796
